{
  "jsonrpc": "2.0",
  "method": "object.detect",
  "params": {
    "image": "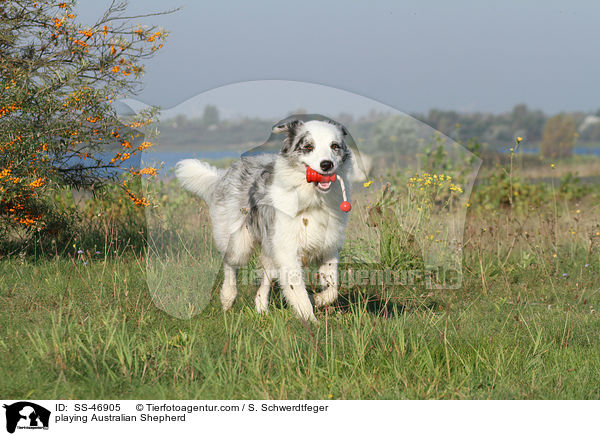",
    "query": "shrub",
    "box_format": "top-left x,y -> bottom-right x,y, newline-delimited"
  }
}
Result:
0,0 -> 169,239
